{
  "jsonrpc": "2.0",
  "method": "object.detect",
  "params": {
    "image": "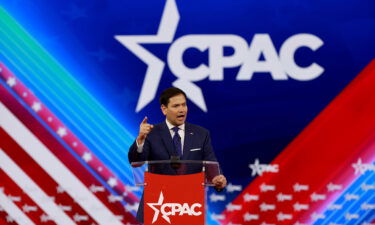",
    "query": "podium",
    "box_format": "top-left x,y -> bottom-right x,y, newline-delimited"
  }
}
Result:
131,160 -> 221,225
